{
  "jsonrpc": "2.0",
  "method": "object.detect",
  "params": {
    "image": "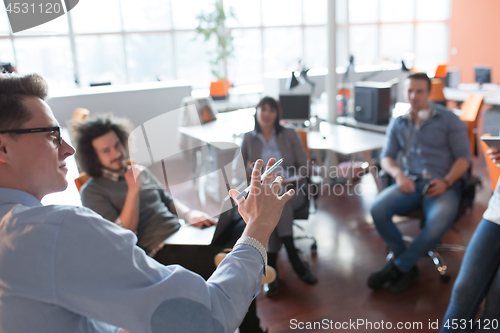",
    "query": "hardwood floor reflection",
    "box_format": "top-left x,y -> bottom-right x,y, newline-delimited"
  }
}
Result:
255,158 -> 489,333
